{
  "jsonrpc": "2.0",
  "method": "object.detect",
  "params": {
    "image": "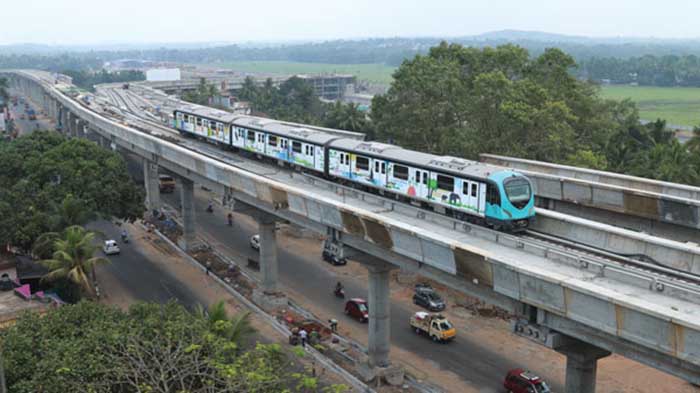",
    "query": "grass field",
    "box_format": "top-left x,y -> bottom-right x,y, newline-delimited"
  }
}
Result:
209,61 -> 396,85
600,85 -> 700,127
